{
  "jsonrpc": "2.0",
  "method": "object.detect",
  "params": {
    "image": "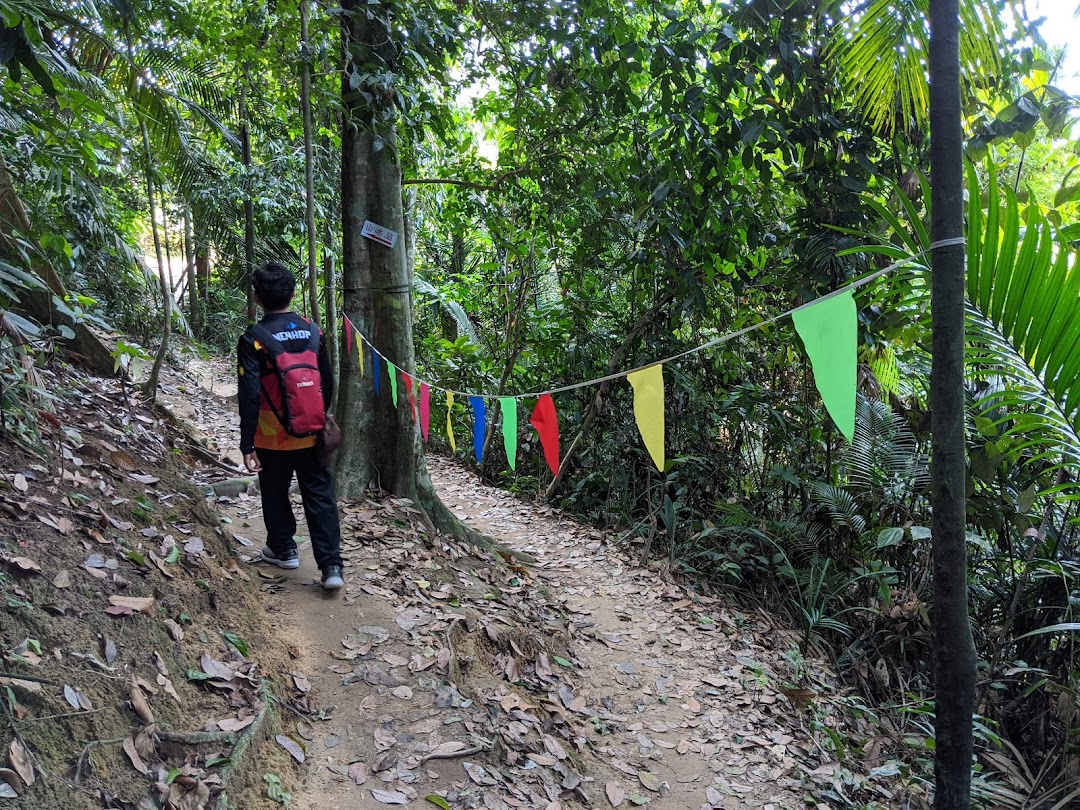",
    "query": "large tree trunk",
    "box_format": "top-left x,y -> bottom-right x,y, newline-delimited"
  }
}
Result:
335,0 -> 494,550
929,0 -> 976,805
336,0 -> 417,498
0,153 -> 115,375
300,0 -> 320,327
